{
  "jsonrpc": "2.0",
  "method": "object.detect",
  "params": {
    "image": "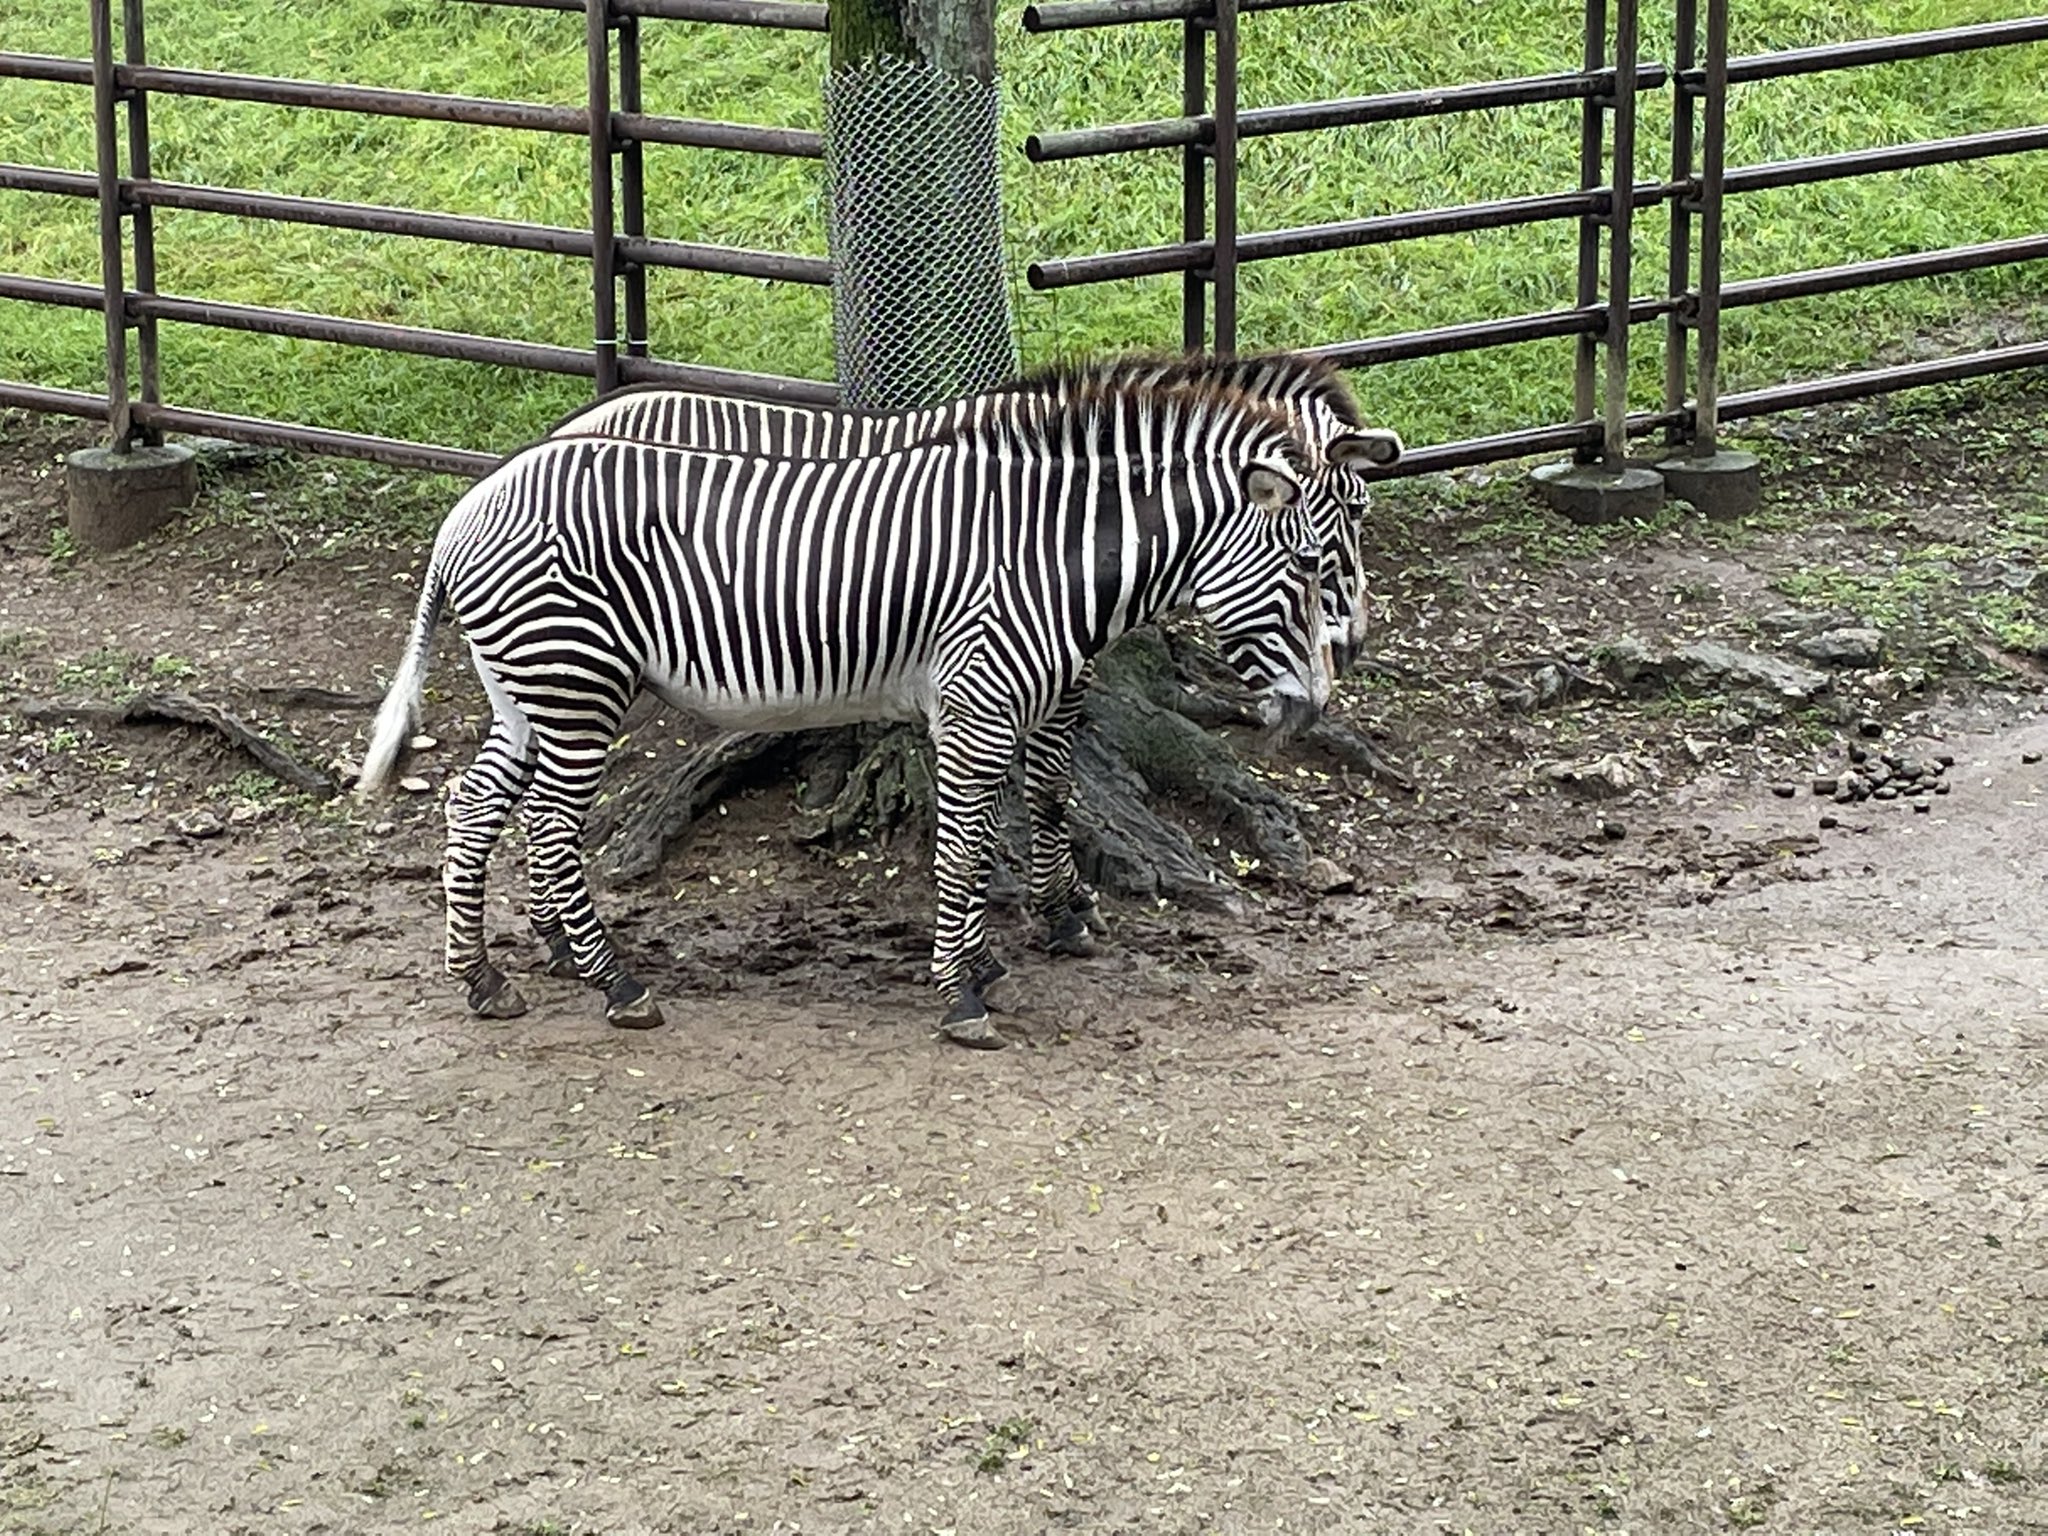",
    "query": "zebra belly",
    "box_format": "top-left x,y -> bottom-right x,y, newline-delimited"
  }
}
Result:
643,665 -> 938,732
